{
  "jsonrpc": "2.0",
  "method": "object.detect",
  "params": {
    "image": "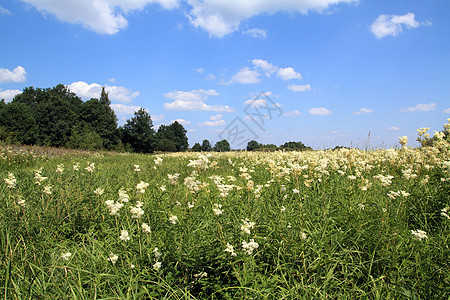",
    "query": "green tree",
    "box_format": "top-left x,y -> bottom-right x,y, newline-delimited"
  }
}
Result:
246,140 -> 262,151
156,138 -> 177,152
280,141 -> 312,151
201,139 -> 212,152
156,121 -> 188,151
192,143 -> 202,152
121,108 -> 156,153
0,102 -> 37,144
213,139 -> 231,152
